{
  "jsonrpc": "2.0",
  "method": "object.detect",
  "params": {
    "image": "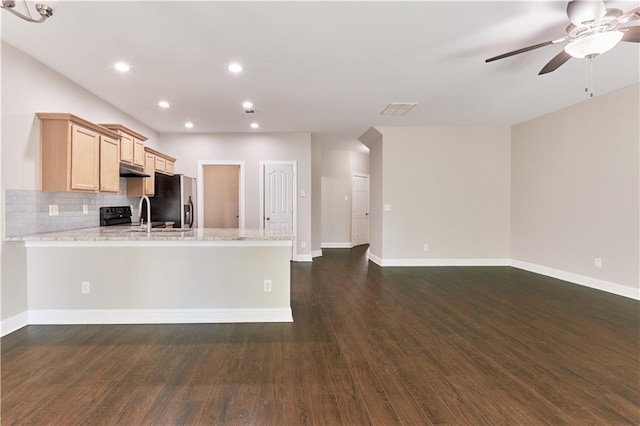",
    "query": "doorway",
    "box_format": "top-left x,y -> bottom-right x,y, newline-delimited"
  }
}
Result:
351,174 -> 369,247
197,160 -> 245,229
